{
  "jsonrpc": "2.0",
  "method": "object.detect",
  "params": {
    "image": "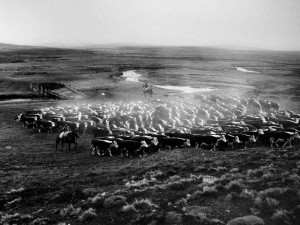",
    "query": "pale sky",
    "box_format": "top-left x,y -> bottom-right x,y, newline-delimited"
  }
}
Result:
1,0 -> 300,50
